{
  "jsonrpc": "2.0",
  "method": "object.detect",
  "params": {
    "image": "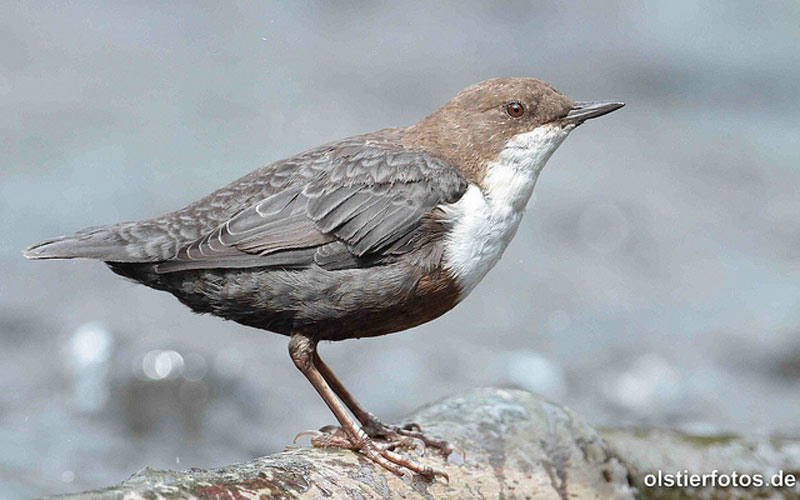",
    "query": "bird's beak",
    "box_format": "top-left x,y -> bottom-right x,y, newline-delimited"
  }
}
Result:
565,101 -> 625,124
